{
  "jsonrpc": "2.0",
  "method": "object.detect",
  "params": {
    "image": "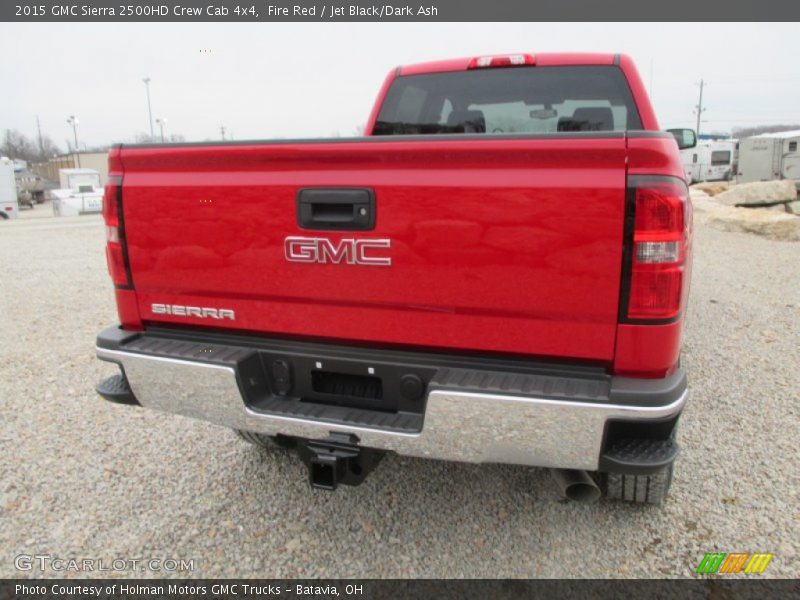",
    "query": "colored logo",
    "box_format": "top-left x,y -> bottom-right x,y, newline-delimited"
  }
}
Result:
696,552 -> 773,574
